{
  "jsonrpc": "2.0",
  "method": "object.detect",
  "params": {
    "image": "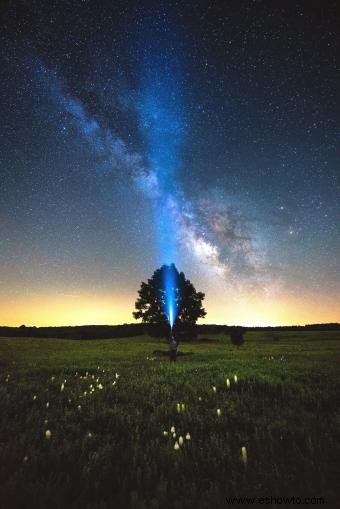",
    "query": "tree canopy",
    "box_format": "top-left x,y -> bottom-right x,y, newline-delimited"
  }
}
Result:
133,264 -> 206,340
